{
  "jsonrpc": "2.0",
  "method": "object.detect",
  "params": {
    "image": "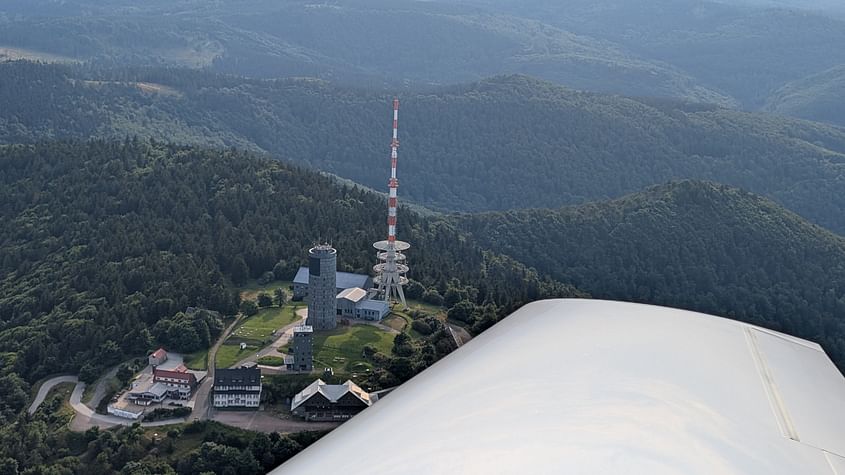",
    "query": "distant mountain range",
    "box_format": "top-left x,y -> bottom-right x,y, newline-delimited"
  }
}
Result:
2,63 -> 844,234
3,0 -> 845,121
764,65 -> 845,126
